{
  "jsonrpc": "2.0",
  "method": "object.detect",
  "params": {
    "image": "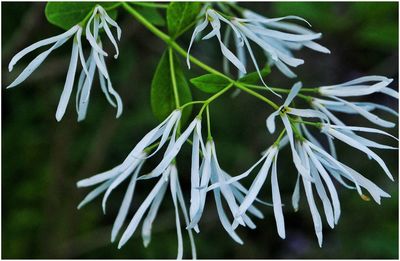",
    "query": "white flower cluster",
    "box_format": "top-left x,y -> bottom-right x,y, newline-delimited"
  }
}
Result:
77,78 -> 397,256
77,7 -> 397,257
7,5 -> 122,121
7,2 -> 398,259
187,8 -> 330,90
